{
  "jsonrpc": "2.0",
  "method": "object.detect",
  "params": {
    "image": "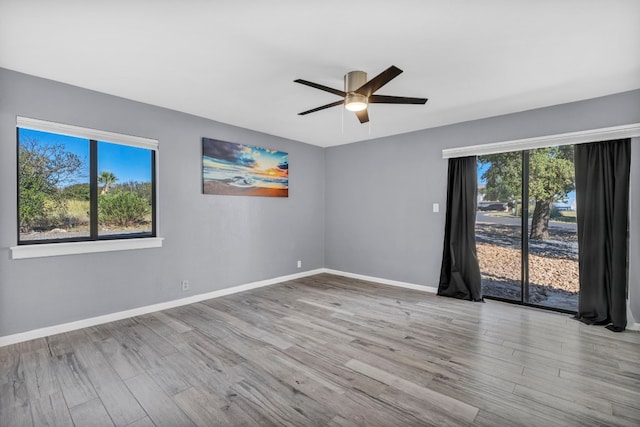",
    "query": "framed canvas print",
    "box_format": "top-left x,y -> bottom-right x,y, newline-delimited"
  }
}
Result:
202,138 -> 288,197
